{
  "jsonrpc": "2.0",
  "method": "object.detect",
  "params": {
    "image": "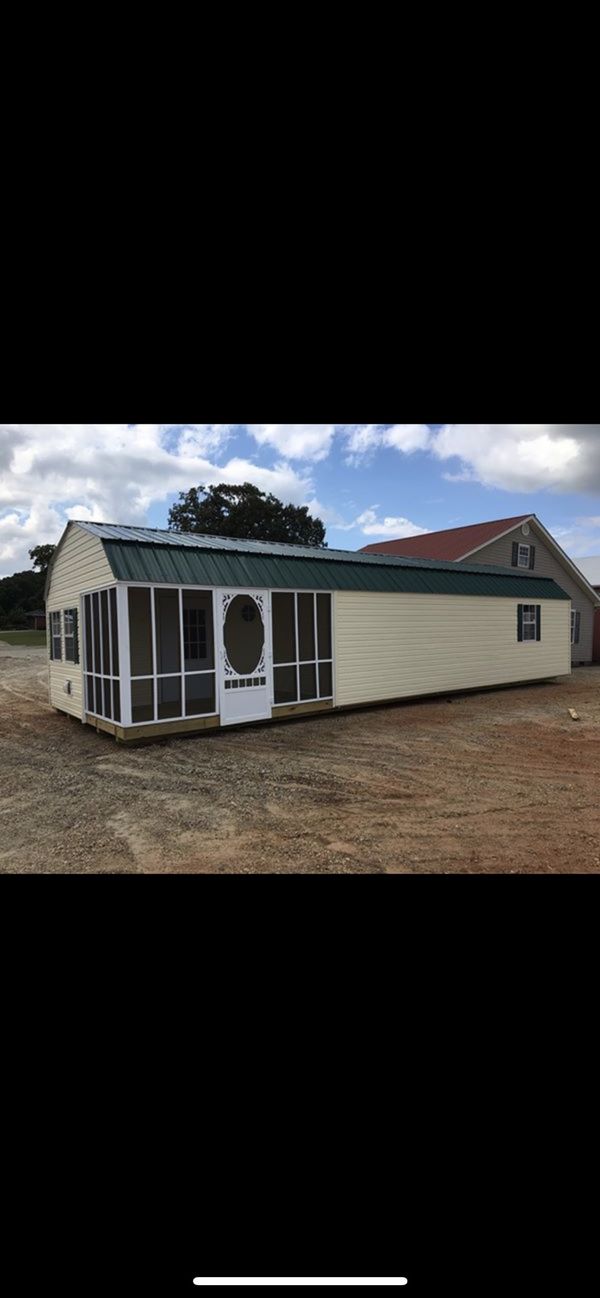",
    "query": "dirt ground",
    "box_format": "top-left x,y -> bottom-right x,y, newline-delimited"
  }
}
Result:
1,642 -> 599,873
